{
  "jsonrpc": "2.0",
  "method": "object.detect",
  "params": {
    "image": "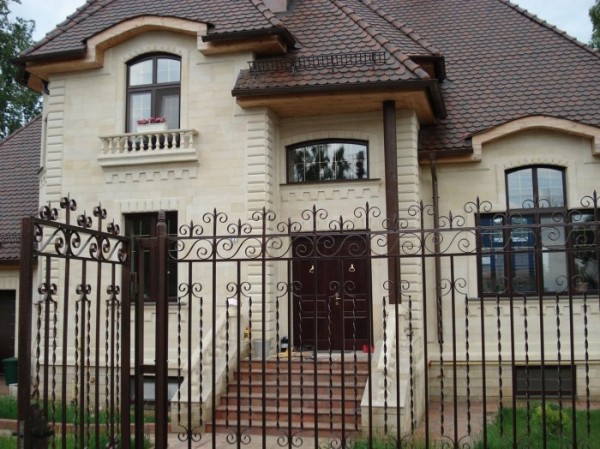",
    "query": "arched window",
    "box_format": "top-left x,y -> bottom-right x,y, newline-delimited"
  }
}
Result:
127,54 -> 181,131
286,139 -> 368,183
